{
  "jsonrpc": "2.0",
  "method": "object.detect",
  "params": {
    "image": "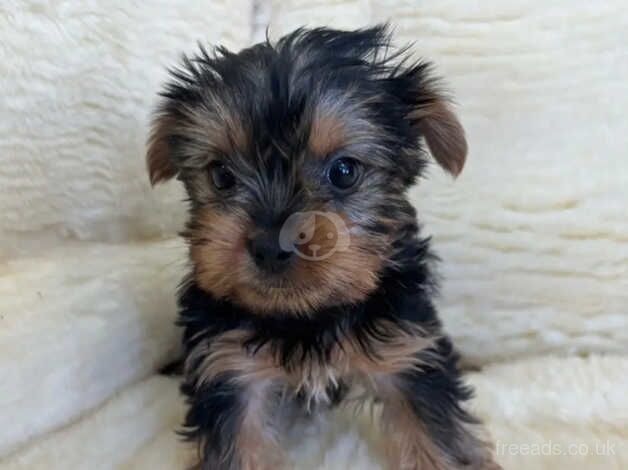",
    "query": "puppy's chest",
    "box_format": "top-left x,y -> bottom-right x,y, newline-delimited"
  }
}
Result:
191,324 -> 432,409
278,348 -> 361,406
